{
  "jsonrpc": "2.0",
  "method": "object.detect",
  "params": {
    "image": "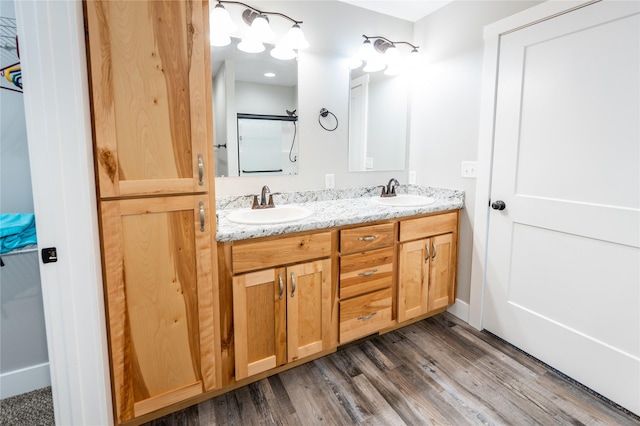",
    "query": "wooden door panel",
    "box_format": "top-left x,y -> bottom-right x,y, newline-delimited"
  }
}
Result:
101,194 -> 215,421
427,233 -> 454,312
233,268 -> 286,380
287,259 -> 331,362
86,0 -> 209,198
398,239 -> 428,322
